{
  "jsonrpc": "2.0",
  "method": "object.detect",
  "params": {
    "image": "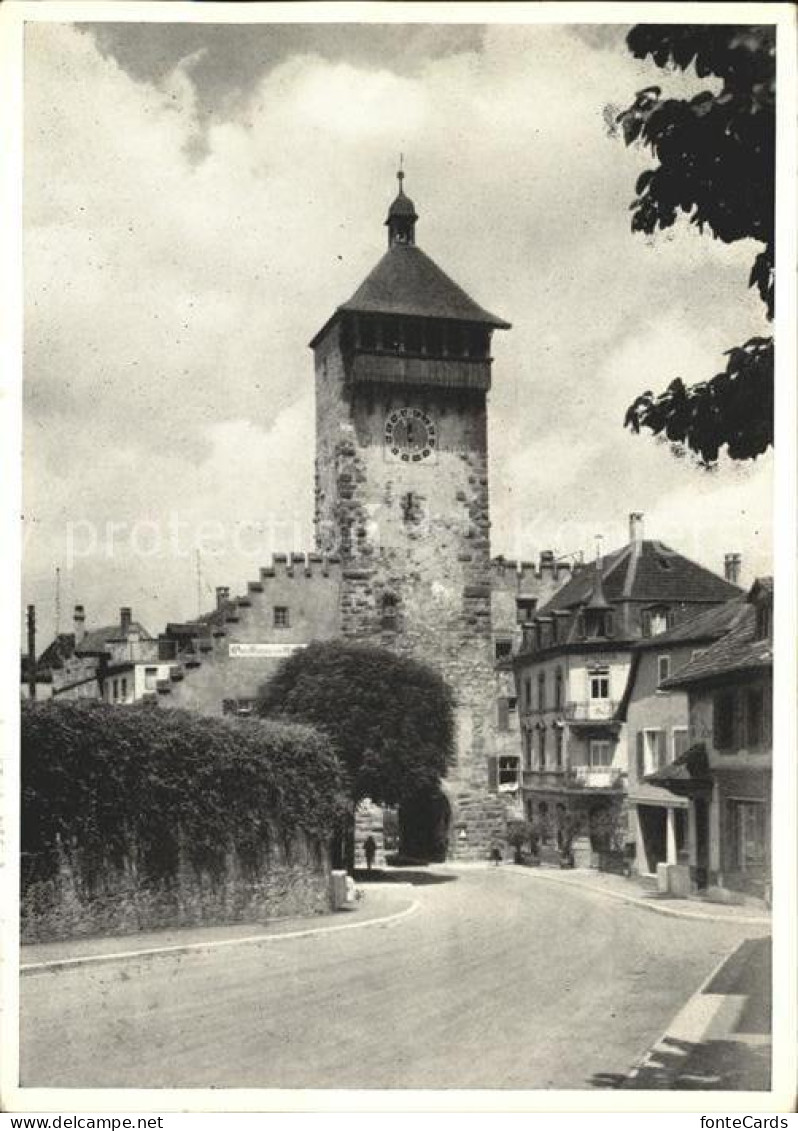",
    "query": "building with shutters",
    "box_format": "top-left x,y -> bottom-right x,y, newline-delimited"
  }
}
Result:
651,578 -> 773,900
622,592 -> 748,879
513,515 -> 742,861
